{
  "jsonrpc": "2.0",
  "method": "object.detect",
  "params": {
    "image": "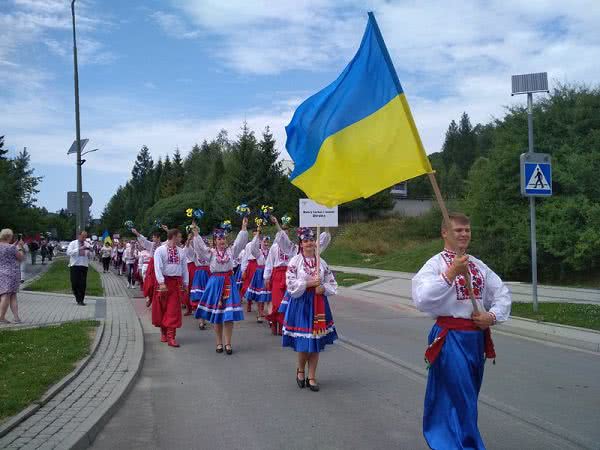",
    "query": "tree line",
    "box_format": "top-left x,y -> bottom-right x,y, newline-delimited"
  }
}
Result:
0,136 -> 75,239
409,85 -> 600,282
98,124 -> 393,236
